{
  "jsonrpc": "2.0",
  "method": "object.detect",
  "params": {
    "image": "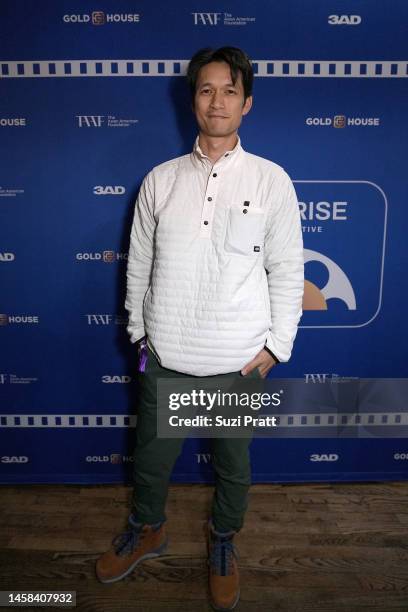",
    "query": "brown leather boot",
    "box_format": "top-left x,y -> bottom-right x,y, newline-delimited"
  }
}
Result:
96,514 -> 168,583
207,519 -> 240,611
